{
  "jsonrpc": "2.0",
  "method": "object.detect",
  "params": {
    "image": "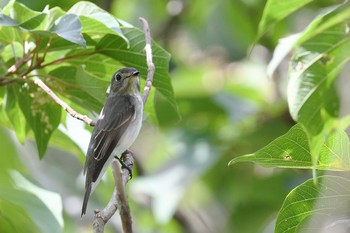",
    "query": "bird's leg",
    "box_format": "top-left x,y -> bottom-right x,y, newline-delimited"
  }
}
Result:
114,150 -> 134,179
